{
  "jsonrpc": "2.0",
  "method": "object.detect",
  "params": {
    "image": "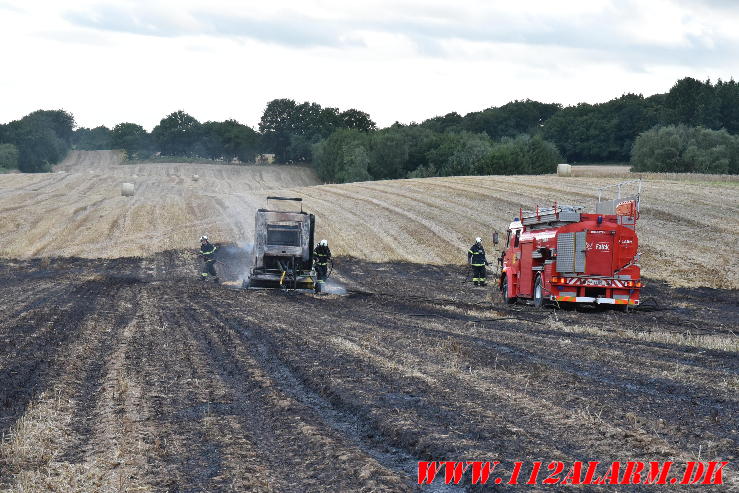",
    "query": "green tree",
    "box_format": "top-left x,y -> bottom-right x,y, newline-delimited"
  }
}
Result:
368,130 -> 410,179
312,128 -> 370,182
478,135 -> 562,175
458,100 -> 561,139
22,110 -> 76,146
219,119 -> 260,162
4,119 -> 66,172
339,142 -> 372,182
631,124 -> 738,174
111,123 -> 151,160
340,109 -> 376,132
73,126 -> 112,150
152,110 -> 201,156
542,94 -> 660,162
426,132 -> 494,176
664,77 -> 720,129
421,112 -> 463,134
260,99 -> 375,162
259,98 -> 299,161
716,78 -> 739,134
0,143 -> 19,169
